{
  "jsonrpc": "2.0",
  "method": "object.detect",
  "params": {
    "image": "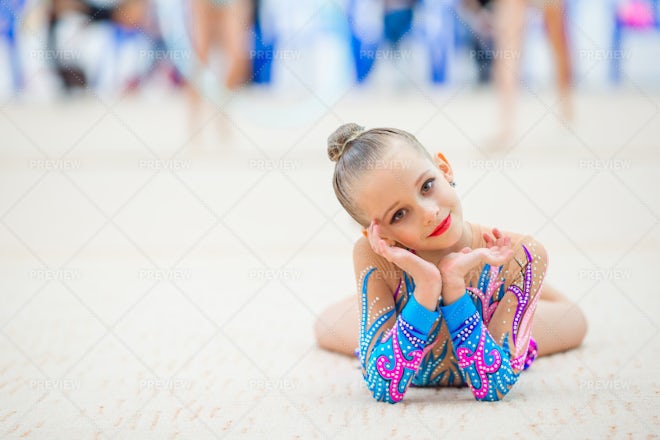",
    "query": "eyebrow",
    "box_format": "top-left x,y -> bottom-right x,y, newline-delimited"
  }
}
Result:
380,169 -> 431,222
